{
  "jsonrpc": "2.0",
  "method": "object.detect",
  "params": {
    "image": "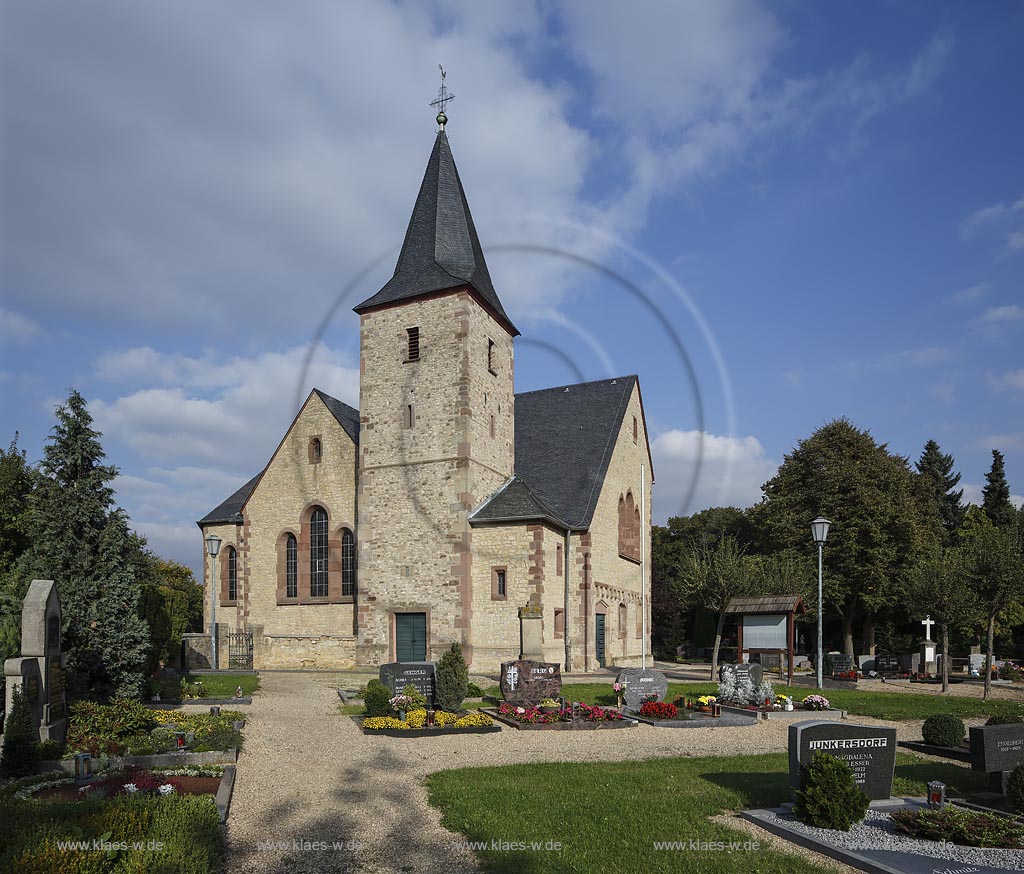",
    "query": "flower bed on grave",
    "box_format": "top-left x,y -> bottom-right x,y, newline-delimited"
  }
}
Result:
360,709 -> 500,736
22,765 -> 225,802
488,702 -> 636,731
